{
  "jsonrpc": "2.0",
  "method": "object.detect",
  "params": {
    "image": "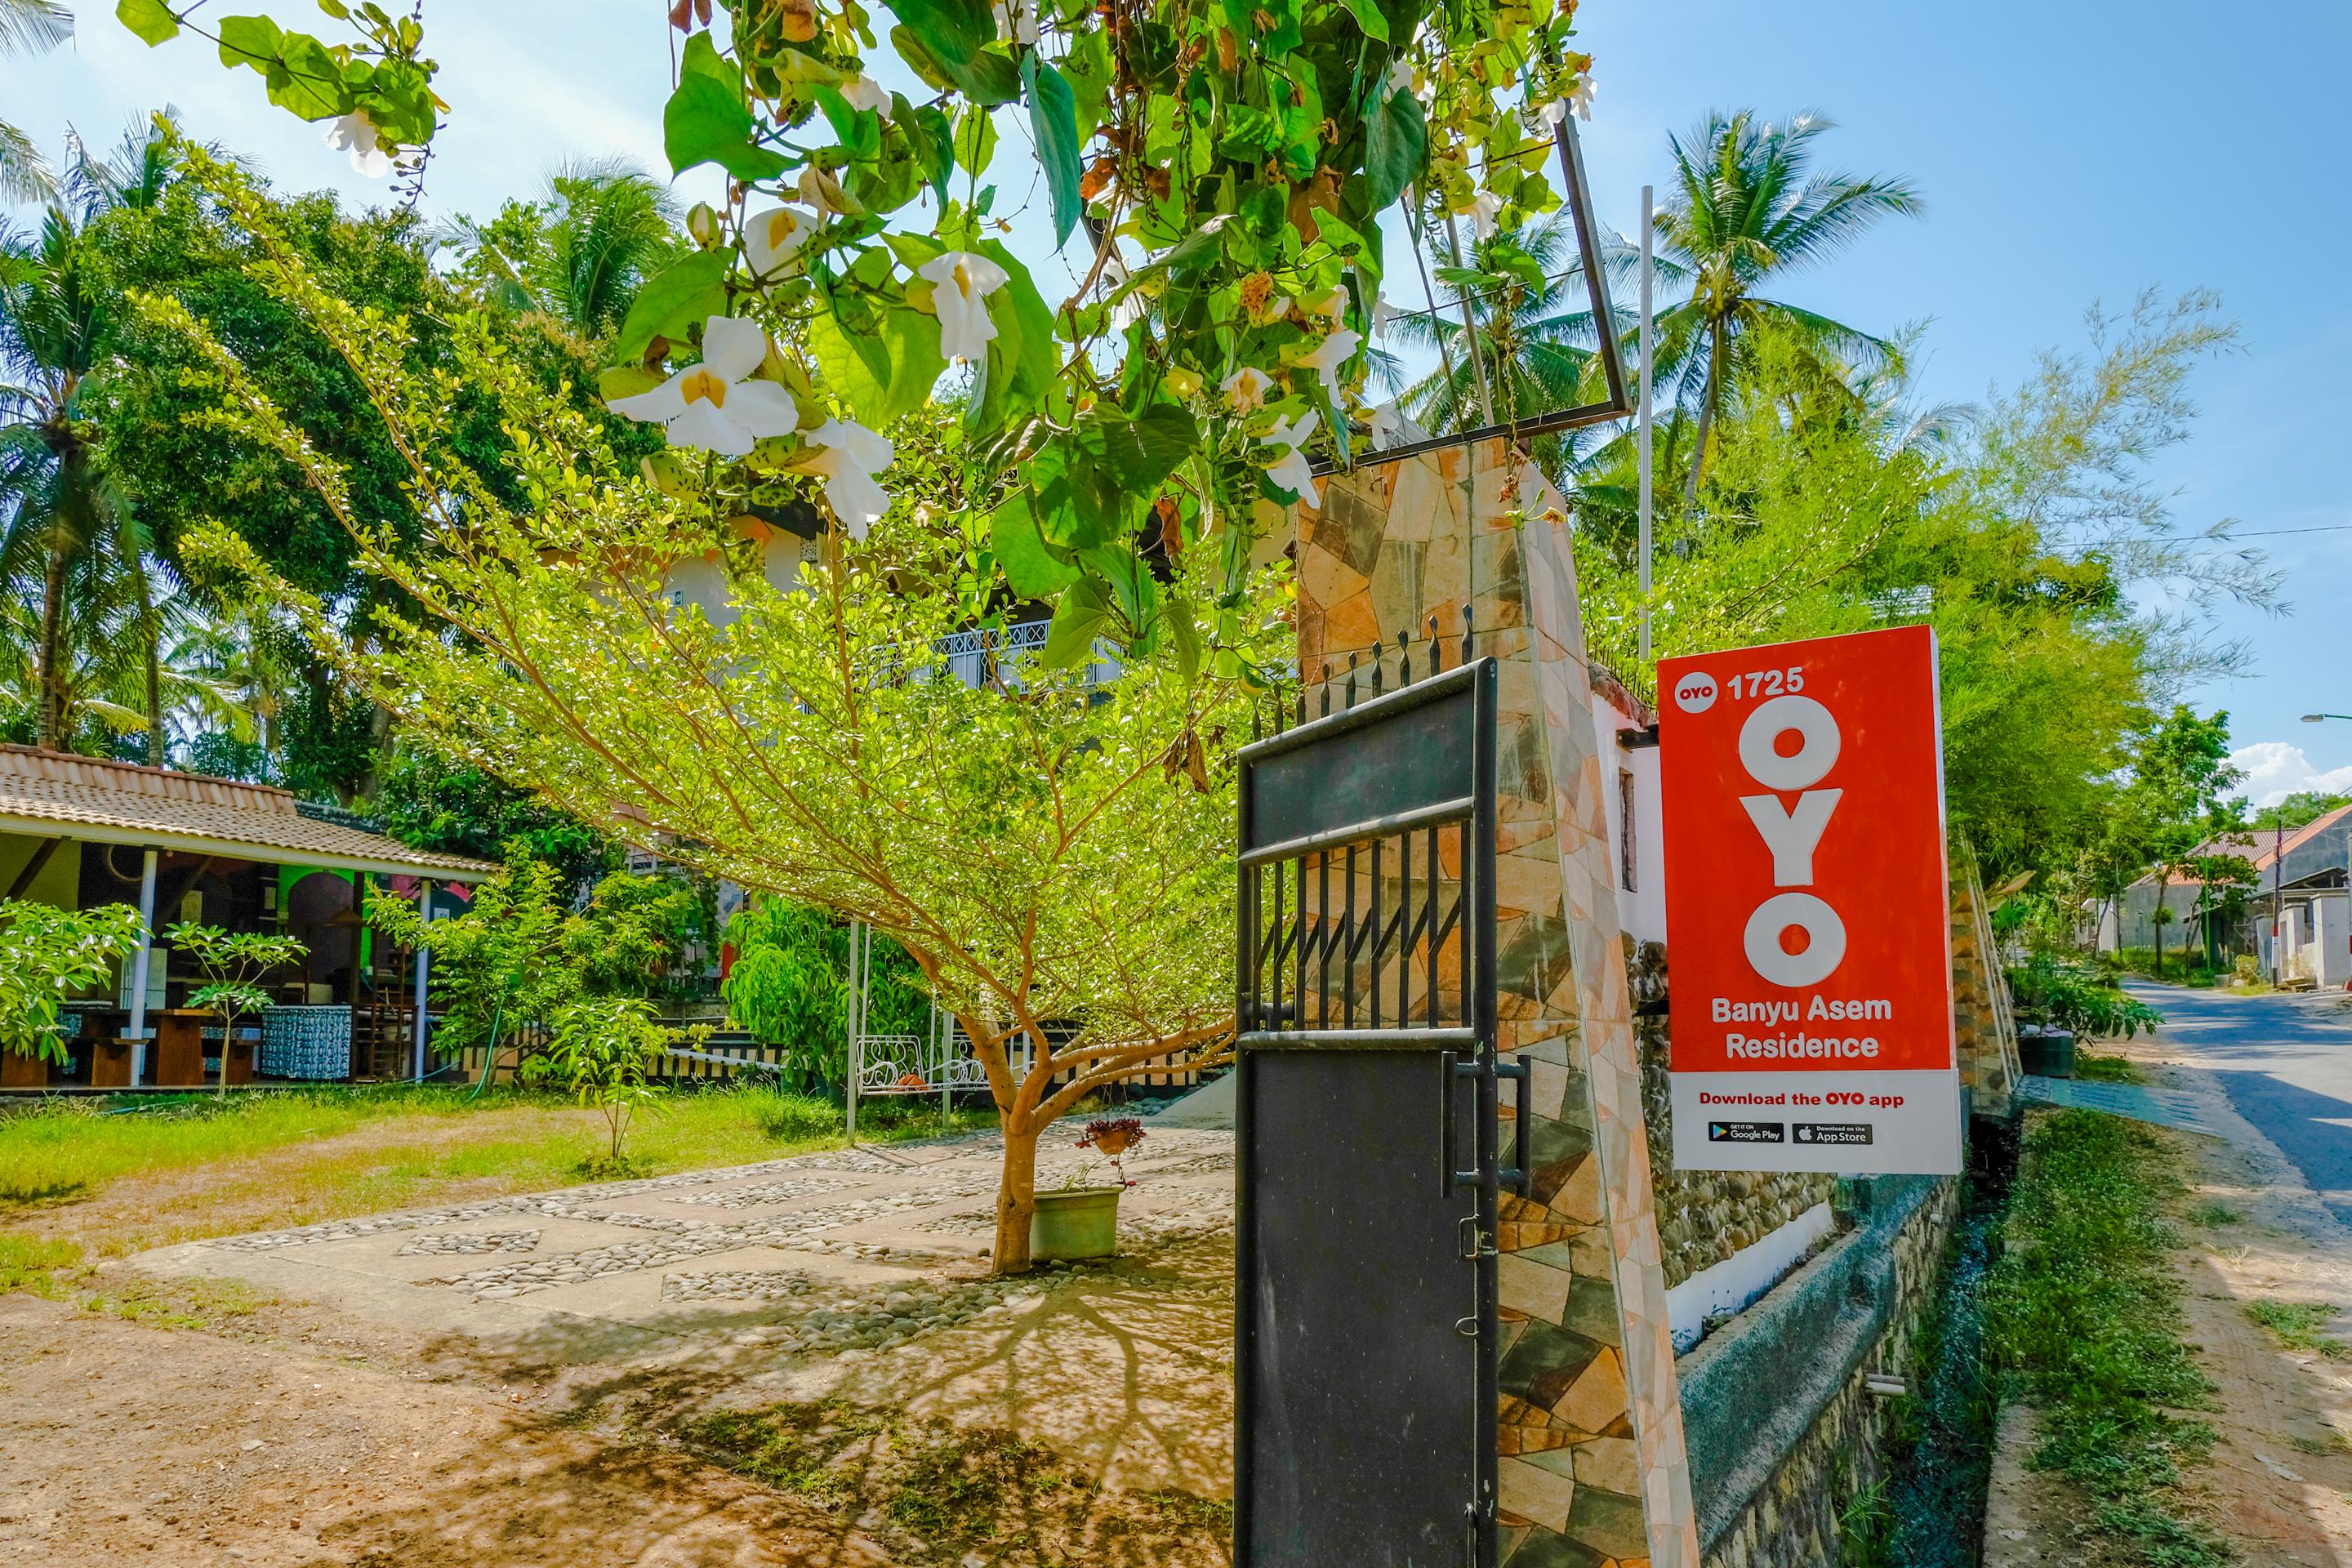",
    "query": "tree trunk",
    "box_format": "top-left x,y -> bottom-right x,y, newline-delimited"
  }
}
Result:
216,1009 -> 233,1098
37,536 -> 69,752
992,1115 -> 1039,1275
1683,328 -> 1727,505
